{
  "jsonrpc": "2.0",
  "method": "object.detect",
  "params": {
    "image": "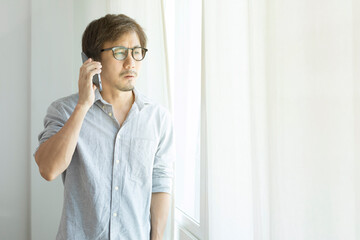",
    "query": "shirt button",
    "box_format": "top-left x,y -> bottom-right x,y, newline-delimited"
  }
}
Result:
102,106 -> 105,109
113,213 -> 117,217
108,112 -> 112,117
116,160 -> 120,164
115,186 -> 119,191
